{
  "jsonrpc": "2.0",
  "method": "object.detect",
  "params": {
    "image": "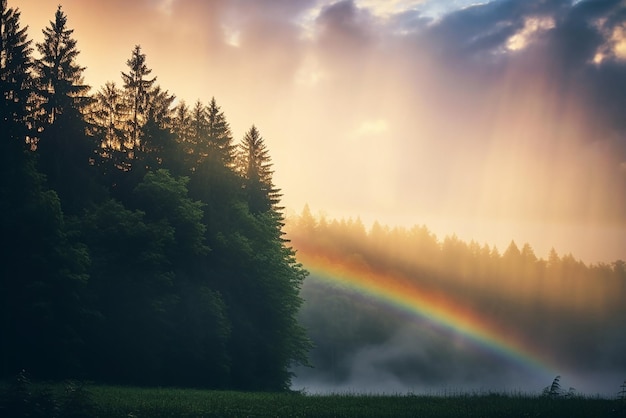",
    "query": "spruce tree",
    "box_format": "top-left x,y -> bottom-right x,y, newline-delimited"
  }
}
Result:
137,85 -> 176,172
90,81 -> 126,169
34,5 -> 89,124
121,45 -> 155,152
0,1 -> 89,379
187,100 -> 208,169
172,100 -> 193,169
0,0 -> 33,145
34,5 -> 96,212
238,125 -> 281,214
206,97 -> 235,167
225,125 -> 310,390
